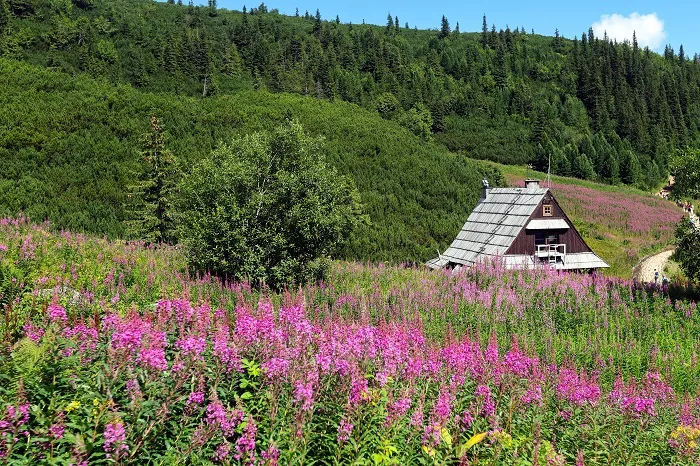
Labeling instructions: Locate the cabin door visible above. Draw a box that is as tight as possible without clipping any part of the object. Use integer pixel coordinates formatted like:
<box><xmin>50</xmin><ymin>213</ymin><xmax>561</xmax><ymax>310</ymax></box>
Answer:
<box><xmin>534</xmin><ymin>231</ymin><xmax>559</xmax><ymax>246</ymax></box>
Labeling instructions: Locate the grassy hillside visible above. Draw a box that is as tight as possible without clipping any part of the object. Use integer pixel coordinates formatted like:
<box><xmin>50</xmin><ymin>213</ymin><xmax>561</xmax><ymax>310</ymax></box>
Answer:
<box><xmin>482</xmin><ymin>162</ymin><xmax>685</xmax><ymax>277</ymax></box>
<box><xmin>0</xmin><ymin>58</ymin><xmax>494</xmax><ymax>262</ymax></box>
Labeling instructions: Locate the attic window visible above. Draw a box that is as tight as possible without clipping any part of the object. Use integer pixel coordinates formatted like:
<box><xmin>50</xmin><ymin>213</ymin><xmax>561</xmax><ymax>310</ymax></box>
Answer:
<box><xmin>543</xmin><ymin>205</ymin><xmax>553</xmax><ymax>217</ymax></box>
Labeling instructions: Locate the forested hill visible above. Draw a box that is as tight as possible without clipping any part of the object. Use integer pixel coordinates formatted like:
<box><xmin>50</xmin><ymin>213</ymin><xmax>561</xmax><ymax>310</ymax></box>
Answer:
<box><xmin>0</xmin><ymin>58</ymin><xmax>498</xmax><ymax>262</ymax></box>
<box><xmin>3</xmin><ymin>0</ymin><xmax>700</xmax><ymax>188</ymax></box>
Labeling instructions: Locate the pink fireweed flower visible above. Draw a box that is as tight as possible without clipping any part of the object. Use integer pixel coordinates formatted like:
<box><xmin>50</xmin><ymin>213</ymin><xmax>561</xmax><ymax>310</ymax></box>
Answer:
<box><xmin>337</xmin><ymin>419</ymin><xmax>353</xmax><ymax>444</ymax></box>
<box><xmin>386</xmin><ymin>397</ymin><xmax>412</xmax><ymax>425</ymax></box>
<box><xmin>176</xmin><ymin>336</ymin><xmax>207</xmax><ymax>359</ymax></box>
<box><xmin>23</xmin><ymin>321</ymin><xmax>44</xmax><ymax>343</ymax></box>
<box><xmin>48</xmin><ymin>302</ymin><xmax>67</xmax><ymax>323</ymax></box>
<box><xmin>137</xmin><ymin>346</ymin><xmax>168</xmax><ymax>371</ymax></box>
<box><xmin>293</xmin><ymin>380</ymin><xmax>315</xmax><ymax>412</ymax></box>
<box><xmin>107</xmin><ymin>314</ymin><xmax>150</xmax><ymax>351</ymax></box>
<box><xmin>457</xmin><ymin>411</ymin><xmax>474</xmax><ymax>431</ymax></box>
<box><xmin>621</xmin><ymin>396</ymin><xmax>655</xmax><ymax>417</ymax></box>
<box><xmin>556</xmin><ymin>369</ymin><xmax>601</xmax><ymax>406</ymax></box>
<box><xmin>49</xmin><ymin>422</ymin><xmax>65</xmax><ymax>439</ymax></box>
<box><xmin>278</xmin><ymin>304</ymin><xmax>305</xmax><ymax>324</ymax></box>
<box><xmin>348</xmin><ymin>377</ymin><xmax>369</xmax><ymax>404</ymax></box>
<box><xmin>432</xmin><ymin>389</ymin><xmax>454</xmax><ymax>424</ymax></box>
<box><xmin>679</xmin><ymin>399</ymin><xmax>697</xmax><ymax>426</ymax></box>
<box><xmin>503</xmin><ymin>341</ymin><xmax>537</xmax><ymax>378</ymax></box>
<box><xmin>409</xmin><ymin>405</ymin><xmax>424</xmax><ymax>428</ymax></box>
<box><xmin>234</xmin><ymin>417</ymin><xmax>257</xmax><ymax>462</ymax></box>
<box><xmin>520</xmin><ymin>384</ymin><xmax>543</xmax><ymax>406</ymax></box>
<box><xmin>2</xmin><ymin>403</ymin><xmax>30</xmax><ymax>430</ymax></box>
<box><xmin>261</xmin><ymin>358</ymin><xmax>290</xmax><ymax>381</ymax></box>
<box><xmin>610</xmin><ymin>374</ymin><xmax>663</xmax><ymax>417</ymax></box>
<box><xmin>260</xmin><ymin>444</ymin><xmax>280</xmax><ymax>465</ymax></box>
<box><xmin>187</xmin><ymin>391</ymin><xmax>205</xmax><ymax>406</ymax></box>
<box><xmin>125</xmin><ymin>379</ymin><xmax>142</xmax><ymax>403</ymax></box>
<box><xmin>103</xmin><ymin>421</ymin><xmax>128</xmax><ymax>458</ymax></box>
<box><xmin>206</xmin><ymin>402</ymin><xmax>244</xmax><ymax>437</ymax></box>
<box><xmin>213</xmin><ymin>442</ymin><xmax>230</xmax><ymax>462</ymax></box>
<box><xmin>234</xmin><ymin>307</ymin><xmax>260</xmax><ymax>344</ymax></box>
<box><xmin>206</xmin><ymin>402</ymin><xmax>227</xmax><ymax>424</ymax></box>
<box><xmin>485</xmin><ymin>333</ymin><xmax>499</xmax><ymax>362</ymax></box>
<box><xmin>475</xmin><ymin>385</ymin><xmax>496</xmax><ymax>417</ymax></box>
<box><xmin>423</xmin><ymin>422</ymin><xmax>442</xmax><ymax>447</ymax></box>
<box><xmin>212</xmin><ymin>327</ymin><xmax>241</xmax><ymax>373</ymax></box>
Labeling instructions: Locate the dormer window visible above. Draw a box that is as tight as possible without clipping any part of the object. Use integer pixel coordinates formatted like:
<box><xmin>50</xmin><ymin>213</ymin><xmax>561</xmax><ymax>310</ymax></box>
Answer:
<box><xmin>543</xmin><ymin>205</ymin><xmax>552</xmax><ymax>216</ymax></box>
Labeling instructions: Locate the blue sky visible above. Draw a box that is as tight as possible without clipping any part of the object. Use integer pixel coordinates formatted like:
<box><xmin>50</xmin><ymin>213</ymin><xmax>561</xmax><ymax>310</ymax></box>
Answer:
<box><xmin>207</xmin><ymin>0</ymin><xmax>699</xmax><ymax>56</ymax></box>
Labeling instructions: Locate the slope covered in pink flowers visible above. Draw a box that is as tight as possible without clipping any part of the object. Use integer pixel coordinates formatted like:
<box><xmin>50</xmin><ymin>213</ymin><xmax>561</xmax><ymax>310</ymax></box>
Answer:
<box><xmin>0</xmin><ymin>218</ymin><xmax>698</xmax><ymax>464</ymax></box>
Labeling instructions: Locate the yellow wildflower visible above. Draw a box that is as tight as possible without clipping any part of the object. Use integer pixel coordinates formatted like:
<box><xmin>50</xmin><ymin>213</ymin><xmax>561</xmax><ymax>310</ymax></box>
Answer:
<box><xmin>65</xmin><ymin>400</ymin><xmax>81</xmax><ymax>413</ymax></box>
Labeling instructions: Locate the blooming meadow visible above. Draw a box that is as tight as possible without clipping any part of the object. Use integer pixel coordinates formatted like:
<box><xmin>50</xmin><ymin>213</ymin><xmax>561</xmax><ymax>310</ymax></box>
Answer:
<box><xmin>1</xmin><ymin>218</ymin><xmax>699</xmax><ymax>464</ymax></box>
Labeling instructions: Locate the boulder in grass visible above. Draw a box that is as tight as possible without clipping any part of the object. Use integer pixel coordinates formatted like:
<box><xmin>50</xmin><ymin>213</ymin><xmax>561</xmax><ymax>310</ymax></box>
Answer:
<box><xmin>35</xmin><ymin>286</ymin><xmax>81</xmax><ymax>306</ymax></box>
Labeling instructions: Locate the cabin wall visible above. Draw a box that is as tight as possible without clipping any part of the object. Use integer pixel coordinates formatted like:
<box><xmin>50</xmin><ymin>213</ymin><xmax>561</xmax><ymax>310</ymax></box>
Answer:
<box><xmin>505</xmin><ymin>196</ymin><xmax>591</xmax><ymax>255</ymax></box>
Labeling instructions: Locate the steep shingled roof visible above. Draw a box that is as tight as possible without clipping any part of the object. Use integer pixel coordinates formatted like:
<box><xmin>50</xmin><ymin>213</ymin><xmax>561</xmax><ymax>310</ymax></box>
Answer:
<box><xmin>427</xmin><ymin>187</ymin><xmax>547</xmax><ymax>268</ymax></box>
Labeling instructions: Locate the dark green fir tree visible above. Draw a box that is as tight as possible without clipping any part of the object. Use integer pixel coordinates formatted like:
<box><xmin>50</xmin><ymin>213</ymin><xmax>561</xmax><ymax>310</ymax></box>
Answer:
<box><xmin>125</xmin><ymin>116</ymin><xmax>178</xmax><ymax>244</ymax></box>
<box><xmin>439</xmin><ymin>15</ymin><xmax>450</xmax><ymax>39</ymax></box>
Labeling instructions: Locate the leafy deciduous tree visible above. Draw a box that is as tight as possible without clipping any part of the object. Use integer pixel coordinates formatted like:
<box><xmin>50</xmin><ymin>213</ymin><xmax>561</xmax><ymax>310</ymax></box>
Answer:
<box><xmin>671</xmin><ymin>149</ymin><xmax>700</xmax><ymax>199</ymax></box>
<box><xmin>174</xmin><ymin>120</ymin><xmax>362</xmax><ymax>288</ymax></box>
<box><xmin>674</xmin><ymin>219</ymin><xmax>700</xmax><ymax>283</ymax></box>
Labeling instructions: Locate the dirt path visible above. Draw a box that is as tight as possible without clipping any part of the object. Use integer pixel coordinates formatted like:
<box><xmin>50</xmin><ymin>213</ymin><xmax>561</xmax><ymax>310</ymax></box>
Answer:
<box><xmin>633</xmin><ymin>249</ymin><xmax>675</xmax><ymax>283</ymax></box>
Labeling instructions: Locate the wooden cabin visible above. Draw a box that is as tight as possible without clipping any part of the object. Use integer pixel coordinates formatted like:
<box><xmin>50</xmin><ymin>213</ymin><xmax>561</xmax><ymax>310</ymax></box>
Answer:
<box><xmin>426</xmin><ymin>179</ymin><xmax>609</xmax><ymax>272</ymax></box>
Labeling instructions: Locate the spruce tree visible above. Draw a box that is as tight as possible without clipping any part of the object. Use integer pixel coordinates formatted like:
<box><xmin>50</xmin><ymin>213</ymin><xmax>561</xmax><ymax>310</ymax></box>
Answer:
<box><xmin>481</xmin><ymin>14</ymin><xmax>488</xmax><ymax>47</ymax></box>
<box><xmin>313</xmin><ymin>9</ymin><xmax>321</xmax><ymax>35</ymax></box>
<box><xmin>0</xmin><ymin>0</ymin><xmax>8</xmax><ymax>35</ymax></box>
<box><xmin>494</xmin><ymin>45</ymin><xmax>508</xmax><ymax>88</ymax></box>
<box><xmin>454</xmin><ymin>21</ymin><xmax>459</xmax><ymax>34</ymax></box>
<box><xmin>125</xmin><ymin>116</ymin><xmax>178</xmax><ymax>244</ymax></box>
<box><xmin>439</xmin><ymin>15</ymin><xmax>450</xmax><ymax>39</ymax></box>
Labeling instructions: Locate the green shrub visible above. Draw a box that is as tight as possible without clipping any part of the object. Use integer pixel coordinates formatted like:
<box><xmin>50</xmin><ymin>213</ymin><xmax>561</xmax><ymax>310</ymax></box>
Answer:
<box><xmin>175</xmin><ymin>120</ymin><xmax>362</xmax><ymax>288</ymax></box>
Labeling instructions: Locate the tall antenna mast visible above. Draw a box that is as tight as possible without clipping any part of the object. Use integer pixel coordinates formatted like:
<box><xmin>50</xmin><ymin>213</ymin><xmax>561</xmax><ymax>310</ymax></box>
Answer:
<box><xmin>547</xmin><ymin>153</ymin><xmax>551</xmax><ymax>188</ymax></box>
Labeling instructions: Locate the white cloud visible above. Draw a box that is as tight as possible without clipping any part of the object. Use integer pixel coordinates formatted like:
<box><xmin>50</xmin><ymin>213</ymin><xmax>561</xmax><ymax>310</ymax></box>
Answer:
<box><xmin>591</xmin><ymin>13</ymin><xmax>666</xmax><ymax>50</ymax></box>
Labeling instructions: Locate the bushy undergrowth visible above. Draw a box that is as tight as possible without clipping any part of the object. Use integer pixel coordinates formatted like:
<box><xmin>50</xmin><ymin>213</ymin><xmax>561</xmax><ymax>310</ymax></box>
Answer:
<box><xmin>0</xmin><ymin>59</ymin><xmax>489</xmax><ymax>263</ymax></box>
<box><xmin>1</xmin><ymin>219</ymin><xmax>699</xmax><ymax>464</ymax></box>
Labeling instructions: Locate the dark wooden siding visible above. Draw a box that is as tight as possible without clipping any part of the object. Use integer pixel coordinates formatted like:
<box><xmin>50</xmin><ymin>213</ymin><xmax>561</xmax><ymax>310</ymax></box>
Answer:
<box><xmin>505</xmin><ymin>192</ymin><xmax>591</xmax><ymax>255</ymax></box>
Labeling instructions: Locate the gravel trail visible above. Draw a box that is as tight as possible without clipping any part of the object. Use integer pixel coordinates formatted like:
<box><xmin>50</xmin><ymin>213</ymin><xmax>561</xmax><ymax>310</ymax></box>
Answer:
<box><xmin>634</xmin><ymin>249</ymin><xmax>675</xmax><ymax>283</ymax></box>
